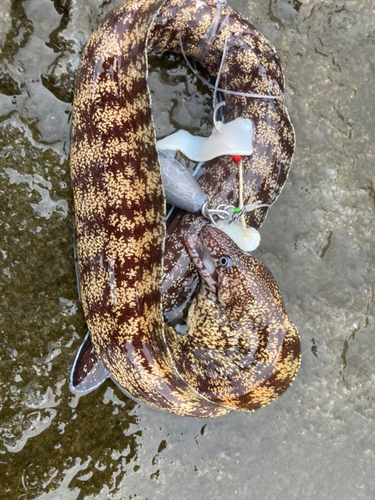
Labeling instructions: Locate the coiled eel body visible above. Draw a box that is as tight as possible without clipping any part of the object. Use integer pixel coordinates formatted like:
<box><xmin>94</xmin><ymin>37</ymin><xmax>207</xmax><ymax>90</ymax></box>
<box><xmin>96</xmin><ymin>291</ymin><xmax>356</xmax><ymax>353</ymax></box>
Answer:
<box><xmin>150</xmin><ymin>0</ymin><xmax>296</xmax><ymax>316</ymax></box>
<box><xmin>70</xmin><ymin>0</ymin><xmax>300</xmax><ymax>417</ymax></box>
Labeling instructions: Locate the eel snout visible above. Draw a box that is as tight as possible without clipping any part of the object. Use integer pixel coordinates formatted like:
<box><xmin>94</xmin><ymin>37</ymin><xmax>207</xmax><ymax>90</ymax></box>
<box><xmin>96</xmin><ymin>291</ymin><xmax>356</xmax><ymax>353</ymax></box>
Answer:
<box><xmin>185</xmin><ymin>228</ymin><xmax>218</xmax><ymax>293</ymax></box>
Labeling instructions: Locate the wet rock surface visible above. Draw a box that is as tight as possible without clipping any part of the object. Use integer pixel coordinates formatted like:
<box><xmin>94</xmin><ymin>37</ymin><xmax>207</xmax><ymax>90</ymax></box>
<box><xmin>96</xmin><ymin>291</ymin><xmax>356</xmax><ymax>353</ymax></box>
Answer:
<box><xmin>0</xmin><ymin>0</ymin><xmax>374</xmax><ymax>498</ymax></box>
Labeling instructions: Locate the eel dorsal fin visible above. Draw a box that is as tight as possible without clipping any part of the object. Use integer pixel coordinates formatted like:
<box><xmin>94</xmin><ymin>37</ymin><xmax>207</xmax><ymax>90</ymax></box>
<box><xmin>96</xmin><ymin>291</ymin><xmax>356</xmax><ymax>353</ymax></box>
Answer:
<box><xmin>70</xmin><ymin>332</ymin><xmax>108</xmax><ymax>395</ymax></box>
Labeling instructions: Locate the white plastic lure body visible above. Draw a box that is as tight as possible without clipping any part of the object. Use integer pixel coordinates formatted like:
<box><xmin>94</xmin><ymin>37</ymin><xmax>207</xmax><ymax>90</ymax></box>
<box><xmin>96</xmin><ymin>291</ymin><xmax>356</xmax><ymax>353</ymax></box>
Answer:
<box><xmin>157</xmin><ymin>117</ymin><xmax>253</xmax><ymax>161</ymax></box>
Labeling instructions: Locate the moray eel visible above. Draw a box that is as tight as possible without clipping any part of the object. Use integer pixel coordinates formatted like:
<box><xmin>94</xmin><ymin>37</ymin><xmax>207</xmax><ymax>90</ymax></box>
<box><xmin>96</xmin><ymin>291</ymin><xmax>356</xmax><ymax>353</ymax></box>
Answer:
<box><xmin>148</xmin><ymin>0</ymin><xmax>296</xmax><ymax>316</ymax></box>
<box><xmin>166</xmin><ymin>225</ymin><xmax>300</xmax><ymax>410</ymax></box>
<box><xmin>70</xmin><ymin>0</ymin><xmax>299</xmax><ymax>417</ymax></box>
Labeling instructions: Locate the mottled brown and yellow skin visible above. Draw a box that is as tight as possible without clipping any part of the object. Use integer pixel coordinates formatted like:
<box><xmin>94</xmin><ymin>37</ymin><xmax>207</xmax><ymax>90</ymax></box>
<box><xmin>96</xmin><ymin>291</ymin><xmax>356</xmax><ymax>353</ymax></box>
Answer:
<box><xmin>70</xmin><ymin>0</ymin><xmax>298</xmax><ymax>417</ymax></box>
<box><xmin>148</xmin><ymin>0</ymin><xmax>295</xmax><ymax>315</ymax></box>
<box><xmin>166</xmin><ymin>226</ymin><xmax>300</xmax><ymax>411</ymax></box>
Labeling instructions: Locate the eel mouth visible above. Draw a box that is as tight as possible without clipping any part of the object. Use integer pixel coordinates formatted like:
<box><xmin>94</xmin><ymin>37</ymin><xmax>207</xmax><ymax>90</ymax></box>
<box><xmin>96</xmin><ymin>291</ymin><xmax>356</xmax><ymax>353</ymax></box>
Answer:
<box><xmin>185</xmin><ymin>230</ymin><xmax>218</xmax><ymax>294</ymax></box>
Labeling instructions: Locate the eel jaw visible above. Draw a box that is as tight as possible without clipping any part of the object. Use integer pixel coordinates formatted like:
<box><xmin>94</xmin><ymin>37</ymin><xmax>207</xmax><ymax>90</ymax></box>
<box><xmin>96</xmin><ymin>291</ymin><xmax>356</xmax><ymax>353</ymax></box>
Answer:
<box><xmin>185</xmin><ymin>232</ymin><xmax>218</xmax><ymax>294</ymax></box>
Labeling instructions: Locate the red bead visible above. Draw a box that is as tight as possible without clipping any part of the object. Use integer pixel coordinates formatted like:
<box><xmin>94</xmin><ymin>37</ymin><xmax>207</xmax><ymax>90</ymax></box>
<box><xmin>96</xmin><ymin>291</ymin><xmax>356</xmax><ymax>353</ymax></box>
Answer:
<box><xmin>230</xmin><ymin>155</ymin><xmax>242</xmax><ymax>164</ymax></box>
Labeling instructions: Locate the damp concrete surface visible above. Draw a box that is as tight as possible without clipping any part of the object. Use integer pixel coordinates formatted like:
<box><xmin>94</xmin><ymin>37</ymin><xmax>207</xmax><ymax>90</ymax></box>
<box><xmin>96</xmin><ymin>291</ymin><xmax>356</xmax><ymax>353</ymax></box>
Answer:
<box><xmin>0</xmin><ymin>0</ymin><xmax>375</xmax><ymax>498</ymax></box>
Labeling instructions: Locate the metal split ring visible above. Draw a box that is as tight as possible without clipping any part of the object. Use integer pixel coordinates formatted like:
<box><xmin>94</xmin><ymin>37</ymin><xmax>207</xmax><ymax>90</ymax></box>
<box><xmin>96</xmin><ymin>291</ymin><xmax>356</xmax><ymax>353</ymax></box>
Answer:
<box><xmin>201</xmin><ymin>201</ymin><xmax>271</xmax><ymax>226</ymax></box>
<box><xmin>201</xmin><ymin>202</ymin><xmax>237</xmax><ymax>226</ymax></box>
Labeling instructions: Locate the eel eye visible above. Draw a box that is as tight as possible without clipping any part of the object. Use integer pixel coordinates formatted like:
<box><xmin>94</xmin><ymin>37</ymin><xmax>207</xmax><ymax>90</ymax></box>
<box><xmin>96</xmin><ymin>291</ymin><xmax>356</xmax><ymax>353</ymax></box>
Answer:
<box><xmin>218</xmin><ymin>256</ymin><xmax>232</xmax><ymax>269</ymax></box>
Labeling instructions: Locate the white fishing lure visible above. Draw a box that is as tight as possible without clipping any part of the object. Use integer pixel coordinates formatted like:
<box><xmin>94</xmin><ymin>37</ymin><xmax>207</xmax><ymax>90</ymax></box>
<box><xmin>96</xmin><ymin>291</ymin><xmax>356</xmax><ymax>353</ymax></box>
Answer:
<box><xmin>156</xmin><ymin>117</ymin><xmax>253</xmax><ymax>161</ymax></box>
<box><xmin>157</xmin><ymin>116</ymin><xmax>263</xmax><ymax>253</ymax></box>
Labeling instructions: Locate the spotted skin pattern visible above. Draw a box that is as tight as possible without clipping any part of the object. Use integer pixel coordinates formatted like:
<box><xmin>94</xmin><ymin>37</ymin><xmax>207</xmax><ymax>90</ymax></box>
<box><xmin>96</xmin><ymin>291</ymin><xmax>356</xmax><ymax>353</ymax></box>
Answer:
<box><xmin>166</xmin><ymin>226</ymin><xmax>300</xmax><ymax>410</ymax></box>
<box><xmin>147</xmin><ymin>0</ymin><xmax>296</xmax><ymax>315</ymax></box>
<box><xmin>71</xmin><ymin>0</ymin><xmax>299</xmax><ymax>417</ymax></box>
